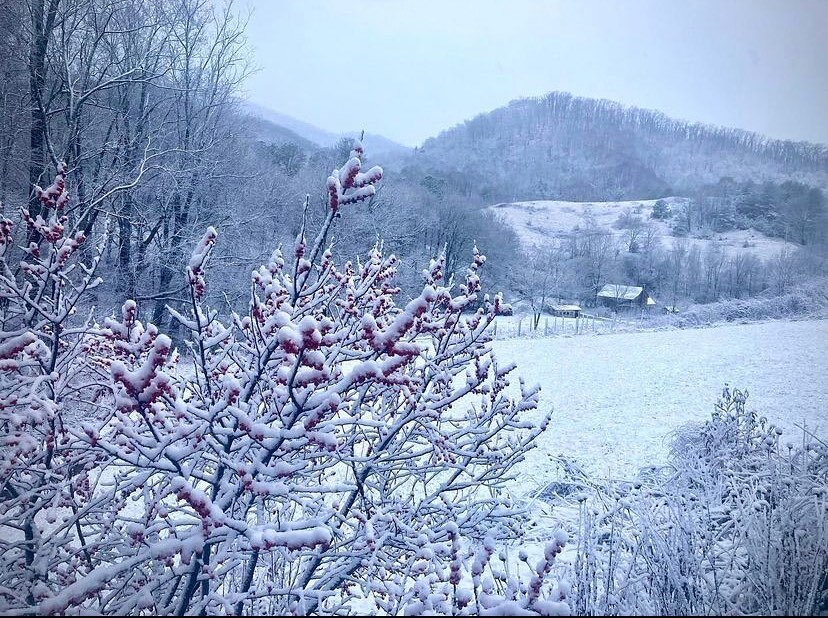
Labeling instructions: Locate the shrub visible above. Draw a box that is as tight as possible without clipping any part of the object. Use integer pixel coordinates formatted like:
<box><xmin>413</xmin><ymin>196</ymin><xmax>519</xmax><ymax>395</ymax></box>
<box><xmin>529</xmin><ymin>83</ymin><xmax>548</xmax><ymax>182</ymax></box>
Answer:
<box><xmin>1</xmin><ymin>148</ymin><xmax>569</xmax><ymax>615</ymax></box>
<box><xmin>0</xmin><ymin>166</ymin><xmax>104</xmax><ymax>608</ymax></box>
<box><xmin>567</xmin><ymin>387</ymin><xmax>827</xmax><ymax>615</ymax></box>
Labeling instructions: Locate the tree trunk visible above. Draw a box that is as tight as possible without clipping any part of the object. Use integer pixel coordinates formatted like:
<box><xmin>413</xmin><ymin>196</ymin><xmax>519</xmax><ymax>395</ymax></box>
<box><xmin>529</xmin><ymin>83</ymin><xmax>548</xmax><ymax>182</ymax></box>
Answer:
<box><xmin>27</xmin><ymin>0</ymin><xmax>59</xmax><ymax>224</ymax></box>
<box><xmin>117</xmin><ymin>207</ymin><xmax>135</xmax><ymax>300</ymax></box>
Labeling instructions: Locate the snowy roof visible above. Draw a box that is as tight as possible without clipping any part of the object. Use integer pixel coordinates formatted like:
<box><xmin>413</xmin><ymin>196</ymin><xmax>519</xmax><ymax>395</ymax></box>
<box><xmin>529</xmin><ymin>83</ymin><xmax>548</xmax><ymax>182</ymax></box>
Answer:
<box><xmin>597</xmin><ymin>284</ymin><xmax>645</xmax><ymax>300</ymax></box>
<box><xmin>552</xmin><ymin>304</ymin><xmax>581</xmax><ymax>311</ymax></box>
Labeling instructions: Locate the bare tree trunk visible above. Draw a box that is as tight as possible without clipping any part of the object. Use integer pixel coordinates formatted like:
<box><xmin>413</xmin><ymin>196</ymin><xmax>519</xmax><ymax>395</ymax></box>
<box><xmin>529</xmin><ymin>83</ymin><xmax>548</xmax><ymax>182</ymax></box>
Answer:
<box><xmin>27</xmin><ymin>0</ymin><xmax>59</xmax><ymax>223</ymax></box>
<box><xmin>117</xmin><ymin>204</ymin><xmax>135</xmax><ymax>299</ymax></box>
<box><xmin>152</xmin><ymin>185</ymin><xmax>194</xmax><ymax>337</ymax></box>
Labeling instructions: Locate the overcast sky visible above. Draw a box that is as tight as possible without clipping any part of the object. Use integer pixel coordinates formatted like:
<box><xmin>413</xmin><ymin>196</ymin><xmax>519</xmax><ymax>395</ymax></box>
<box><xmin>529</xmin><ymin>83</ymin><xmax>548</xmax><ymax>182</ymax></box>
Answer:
<box><xmin>240</xmin><ymin>0</ymin><xmax>828</xmax><ymax>147</ymax></box>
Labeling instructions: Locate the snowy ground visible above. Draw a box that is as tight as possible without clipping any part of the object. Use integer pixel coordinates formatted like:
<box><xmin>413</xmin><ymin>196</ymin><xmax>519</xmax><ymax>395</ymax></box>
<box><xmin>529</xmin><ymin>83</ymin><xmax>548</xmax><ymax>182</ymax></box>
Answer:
<box><xmin>493</xmin><ymin>318</ymin><xmax>828</xmax><ymax>489</ymax></box>
<box><xmin>488</xmin><ymin>197</ymin><xmax>795</xmax><ymax>259</ymax></box>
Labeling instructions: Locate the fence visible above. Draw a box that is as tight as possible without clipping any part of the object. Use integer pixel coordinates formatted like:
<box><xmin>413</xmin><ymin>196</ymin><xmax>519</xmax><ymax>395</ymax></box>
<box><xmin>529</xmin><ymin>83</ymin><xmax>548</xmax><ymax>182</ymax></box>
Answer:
<box><xmin>490</xmin><ymin>313</ymin><xmax>627</xmax><ymax>339</ymax></box>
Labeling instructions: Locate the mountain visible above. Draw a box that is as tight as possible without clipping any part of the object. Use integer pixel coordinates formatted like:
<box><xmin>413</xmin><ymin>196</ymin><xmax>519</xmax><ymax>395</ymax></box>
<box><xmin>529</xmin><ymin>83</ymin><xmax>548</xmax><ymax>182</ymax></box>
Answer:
<box><xmin>410</xmin><ymin>92</ymin><xmax>828</xmax><ymax>203</ymax></box>
<box><xmin>239</xmin><ymin>113</ymin><xmax>318</xmax><ymax>152</ymax></box>
<box><xmin>241</xmin><ymin>101</ymin><xmax>411</xmax><ymax>158</ymax></box>
<box><xmin>243</xmin><ymin>102</ymin><xmax>338</xmax><ymax>146</ymax></box>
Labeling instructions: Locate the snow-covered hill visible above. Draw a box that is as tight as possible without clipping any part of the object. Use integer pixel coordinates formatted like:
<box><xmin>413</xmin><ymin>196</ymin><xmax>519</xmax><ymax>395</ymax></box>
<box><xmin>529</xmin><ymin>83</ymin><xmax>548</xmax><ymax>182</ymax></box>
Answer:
<box><xmin>488</xmin><ymin>197</ymin><xmax>795</xmax><ymax>259</ymax></box>
<box><xmin>416</xmin><ymin>92</ymin><xmax>828</xmax><ymax>202</ymax></box>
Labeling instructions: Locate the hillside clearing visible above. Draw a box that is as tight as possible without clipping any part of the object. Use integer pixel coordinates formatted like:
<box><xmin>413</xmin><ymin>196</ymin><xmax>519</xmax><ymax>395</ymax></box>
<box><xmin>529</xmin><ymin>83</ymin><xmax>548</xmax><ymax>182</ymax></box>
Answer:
<box><xmin>488</xmin><ymin>197</ymin><xmax>796</xmax><ymax>259</ymax></box>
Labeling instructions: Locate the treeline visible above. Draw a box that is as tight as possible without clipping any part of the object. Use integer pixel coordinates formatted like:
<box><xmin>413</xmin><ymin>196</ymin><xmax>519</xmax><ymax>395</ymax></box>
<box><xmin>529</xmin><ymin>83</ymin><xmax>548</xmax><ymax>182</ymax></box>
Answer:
<box><xmin>248</xmin><ymin>136</ymin><xmax>521</xmax><ymax>299</ymax></box>
<box><xmin>671</xmin><ymin>177</ymin><xmax>827</xmax><ymax>245</ymax></box>
<box><xmin>413</xmin><ymin>91</ymin><xmax>828</xmax><ymax>202</ymax></box>
<box><xmin>0</xmin><ymin>0</ymin><xmax>254</xmax><ymax>336</ymax></box>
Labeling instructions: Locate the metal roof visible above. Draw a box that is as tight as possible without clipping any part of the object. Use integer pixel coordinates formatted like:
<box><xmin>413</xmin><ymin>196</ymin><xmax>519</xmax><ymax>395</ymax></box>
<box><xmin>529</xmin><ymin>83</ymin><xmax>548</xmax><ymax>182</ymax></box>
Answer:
<box><xmin>596</xmin><ymin>284</ymin><xmax>645</xmax><ymax>300</ymax></box>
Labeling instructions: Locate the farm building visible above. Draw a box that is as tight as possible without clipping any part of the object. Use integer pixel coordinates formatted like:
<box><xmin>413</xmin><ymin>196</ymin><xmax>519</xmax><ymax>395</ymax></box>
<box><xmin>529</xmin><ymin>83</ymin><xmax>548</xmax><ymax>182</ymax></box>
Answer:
<box><xmin>551</xmin><ymin>304</ymin><xmax>582</xmax><ymax>318</ymax></box>
<box><xmin>597</xmin><ymin>284</ymin><xmax>656</xmax><ymax>311</ymax></box>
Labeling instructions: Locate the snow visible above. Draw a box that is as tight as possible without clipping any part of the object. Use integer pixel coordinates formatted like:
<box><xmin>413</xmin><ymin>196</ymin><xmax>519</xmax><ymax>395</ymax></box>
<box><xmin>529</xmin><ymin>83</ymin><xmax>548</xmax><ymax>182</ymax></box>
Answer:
<box><xmin>488</xmin><ymin>197</ymin><xmax>796</xmax><ymax>259</ymax></box>
<box><xmin>493</xmin><ymin>318</ymin><xmax>828</xmax><ymax>482</ymax></box>
<box><xmin>596</xmin><ymin>283</ymin><xmax>644</xmax><ymax>300</ymax></box>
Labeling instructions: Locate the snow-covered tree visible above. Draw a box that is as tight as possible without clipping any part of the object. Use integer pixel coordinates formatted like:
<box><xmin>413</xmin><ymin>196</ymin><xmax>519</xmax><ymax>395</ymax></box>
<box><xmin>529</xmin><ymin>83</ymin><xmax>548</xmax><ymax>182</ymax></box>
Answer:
<box><xmin>0</xmin><ymin>164</ymin><xmax>105</xmax><ymax>607</ymax></box>
<box><xmin>1</xmin><ymin>144</ymin><xmax>568</xmax><ymax>615</ymax></box>
<box><xmin>512</xmin><ymin>242</ymin><xmax>566</xmax><ymax>330</ymax></box>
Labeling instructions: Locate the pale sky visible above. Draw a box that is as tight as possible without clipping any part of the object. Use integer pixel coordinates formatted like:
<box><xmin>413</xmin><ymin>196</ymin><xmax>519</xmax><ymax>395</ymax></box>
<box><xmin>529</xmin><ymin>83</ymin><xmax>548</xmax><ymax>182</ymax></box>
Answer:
<box><xmin>240</xmin><ymin>0</ymin><xmax>828</xmax><ymax>147</ymax></box>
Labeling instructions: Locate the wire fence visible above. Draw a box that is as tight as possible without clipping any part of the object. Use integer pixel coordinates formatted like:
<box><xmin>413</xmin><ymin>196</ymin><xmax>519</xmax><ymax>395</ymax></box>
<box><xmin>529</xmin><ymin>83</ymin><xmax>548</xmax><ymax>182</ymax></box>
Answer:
<box><xmin>490</xmin><ymin>313</ymin><xmax>638</xmax><ymax>339</ymax></box>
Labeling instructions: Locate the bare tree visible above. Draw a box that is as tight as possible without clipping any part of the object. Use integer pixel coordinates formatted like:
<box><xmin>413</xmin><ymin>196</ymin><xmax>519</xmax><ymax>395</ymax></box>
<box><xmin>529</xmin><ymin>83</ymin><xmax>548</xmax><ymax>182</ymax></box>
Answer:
<box><xmin>148</xmin><ymin>0</ymin><xmax>248</xmax><ymax>330</ymax></box>
<box><xmin>513</xmin><ymin>242</ymin><xmax>565</xmax><ymax>329</ymax></box>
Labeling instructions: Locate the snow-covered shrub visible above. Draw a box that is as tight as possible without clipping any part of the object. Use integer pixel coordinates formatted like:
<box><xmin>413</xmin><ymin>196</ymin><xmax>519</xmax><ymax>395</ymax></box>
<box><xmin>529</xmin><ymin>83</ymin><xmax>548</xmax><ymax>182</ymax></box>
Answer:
<box><xmin>669</xmin><ymin>287</ymin><xmax>828</xmax><ymax>327</ymax></box>
<box><xmin>1</xmin><ymin>144</ymin><xmax>568</xmax><ymax>615</ymax></box>
<box><xmin>0</xmin><ymin>166</ymin><xmax>105</xmax><ymax>607</ymax></box>
<box><xmin>568</xmin><ymin>387</ymin><xmax>827</xmax><ymax>616</ymax></box>
<box><xmin>603</xmin><ymin>280</ymin><xmax>828</xmax><ymax>334</ymax></box>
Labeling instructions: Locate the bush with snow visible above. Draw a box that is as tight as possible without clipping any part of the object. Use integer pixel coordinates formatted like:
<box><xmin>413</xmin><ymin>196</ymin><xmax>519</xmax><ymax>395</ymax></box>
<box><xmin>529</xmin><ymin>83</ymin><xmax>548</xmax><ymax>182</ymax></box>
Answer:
<box><xmin>567</xmin><ymin>387</ymin><xmax>827</xmax><ymax>616</ymax></box>
<box><xmin>669</xmin><ymin>280</ymin><xmax>828</xmax><ymax>327</ymax></box>
<box><xmin>0</xmin><ymin>166</ymin><xmax>105</xmax><ymax>608</ymax></box>
<box><xmin>0</xmin><ymin>147</ymin><xmax>570</xmax><ymax>615</ymax></box>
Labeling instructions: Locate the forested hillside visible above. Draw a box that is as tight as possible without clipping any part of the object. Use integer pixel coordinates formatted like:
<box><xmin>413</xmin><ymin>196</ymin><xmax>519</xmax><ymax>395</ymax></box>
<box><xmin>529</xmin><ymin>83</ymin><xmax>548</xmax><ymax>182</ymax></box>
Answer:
<box><xmin>411</xmin><ymin>92</ymin><xmax>828</xmax><ymax>202</ymax></box>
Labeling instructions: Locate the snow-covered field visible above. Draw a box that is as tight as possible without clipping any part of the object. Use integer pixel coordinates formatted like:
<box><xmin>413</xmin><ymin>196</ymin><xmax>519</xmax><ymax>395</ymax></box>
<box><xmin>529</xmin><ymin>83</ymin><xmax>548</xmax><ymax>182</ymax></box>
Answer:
<box><xmin>488</xmin><ymin>197</ymin><xmax>795</xmax><ymax>259</ymax></box>
<box><xmin>494</xmin><ymin>318</ymin><xmax>828</xmax><ymax>486</ymax></box>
